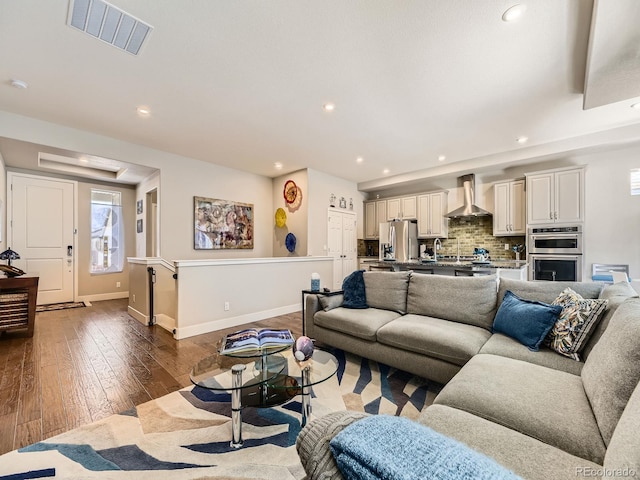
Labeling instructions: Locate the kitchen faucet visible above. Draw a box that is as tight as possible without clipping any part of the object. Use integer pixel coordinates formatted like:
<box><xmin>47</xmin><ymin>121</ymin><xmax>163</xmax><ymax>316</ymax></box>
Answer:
<box><xmin>433</xmin><ymin>238</ymin><xmax>441</xmax><ymax>261</ymax></box>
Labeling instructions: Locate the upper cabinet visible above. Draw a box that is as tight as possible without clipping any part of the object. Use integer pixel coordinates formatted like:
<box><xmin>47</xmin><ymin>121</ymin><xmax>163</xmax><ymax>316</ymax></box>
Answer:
<box><xmin>417</xmin><ymin>191</ymin><xmax>448</xmax><ymax>238</ymax></box>
<box><xmin>364</xmin><ymin>199</ymin><xmax>388</xmax><ymax>239</ymax></box>
<box><xmin>493</xmin><ymin>179</ymin><xmax>526</xmax><ymax>236</ymax></box>
<box><xmin>386</xmin><ymin>195</ymin><xmax>417</xmax><ymax>220</ymax></box>
<box><xmin>526</xmin><ymin>167</ymin><xmax>584</xmax><ymax>225</ymax></box>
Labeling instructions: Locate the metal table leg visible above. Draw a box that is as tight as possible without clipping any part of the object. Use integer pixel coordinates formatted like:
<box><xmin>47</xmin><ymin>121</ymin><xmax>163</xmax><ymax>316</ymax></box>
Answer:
<box><xmin>301</xmin><ymin>366</ymin><xmax>311</xmax><ymax>427</ymax></box>
<box><xmin>230</xmin><ymin>364</ymin><xmax>246</xmax><ymax>448</ymax></box>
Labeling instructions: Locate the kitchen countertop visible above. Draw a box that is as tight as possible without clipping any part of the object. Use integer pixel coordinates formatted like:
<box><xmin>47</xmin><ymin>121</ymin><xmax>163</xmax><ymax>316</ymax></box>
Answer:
<box><xmin>368</xmin><ymin>259</ymin><xmax>528</xmax><ymax>270</ymax></box>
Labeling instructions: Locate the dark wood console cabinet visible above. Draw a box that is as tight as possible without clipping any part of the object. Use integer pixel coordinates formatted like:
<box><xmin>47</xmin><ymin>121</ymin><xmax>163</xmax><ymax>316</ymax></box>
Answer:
<box><xmin>0</xmin><ymin>276</ymin><xmax>39</xmax><ymax>337</ymax></box>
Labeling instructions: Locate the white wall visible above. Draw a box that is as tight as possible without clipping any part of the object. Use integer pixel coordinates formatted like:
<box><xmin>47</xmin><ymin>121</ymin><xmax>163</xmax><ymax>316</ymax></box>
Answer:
<box><xmin>136</xmin><ymin>172</ymin><xmax>160</xmax><ymax>257</ymax></box>
<box><xmin>174</xmin><ymin>257</ymin><xmax>333</xmax><ymax>338</ymax></box>
<box><xmin>0</xmin><ymin>111</ymin><xmax>274</xmax><ymax>261</ymax></box>
<box><xmin>0</xmin><ymin>151</ymin><xmax>5</xmax><ymax>252</ymax></box>
<box><xmin>272</xmin><ymin>170</ymin><xmax>308</xmax><ymax>256</ymax></box>
<box><xmin>307</xmin><ymin>168</ymin><xmax>366</xmax><ymax>256</ymax></box>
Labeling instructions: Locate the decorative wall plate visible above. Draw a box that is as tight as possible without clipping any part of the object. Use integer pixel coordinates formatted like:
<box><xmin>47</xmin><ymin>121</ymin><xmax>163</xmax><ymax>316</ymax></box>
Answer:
<box><xmin>283</xmin><ymin>180</ymin><xmax>298</xmax><ymax>204</ymax></box>
<box><xmin>275</xmin><ymin>208</ymin><xmax>287</xmax><ymax>228</ymax></box>
<box><xmin>285</xmin><ymin>232</ymin><xmax>297</xmax><ymax>252</ymax></box>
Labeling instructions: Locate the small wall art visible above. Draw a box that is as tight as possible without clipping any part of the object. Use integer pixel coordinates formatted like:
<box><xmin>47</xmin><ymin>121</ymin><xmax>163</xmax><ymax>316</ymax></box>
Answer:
<box><xmin>194</xmin><ymin>196</ymin><xmax>254</xmax><ymax>250</ymax></box>
<box><xmin>136</xmin><ymin>199</ymin><xmax>143</xmax><ymax>215</ymax></box>
<box><xmin>137</xmin><ymin>219</ymin><xmax>143</xmax><ymax>233</ymax></box>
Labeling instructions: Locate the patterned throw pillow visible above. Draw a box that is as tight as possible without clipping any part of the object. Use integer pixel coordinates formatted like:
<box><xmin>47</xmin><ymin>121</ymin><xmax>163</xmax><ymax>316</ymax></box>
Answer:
<box><xmin>548</xmin><ymin>288</ymin><xmax>609</xmax><ymax>361</ymax></box>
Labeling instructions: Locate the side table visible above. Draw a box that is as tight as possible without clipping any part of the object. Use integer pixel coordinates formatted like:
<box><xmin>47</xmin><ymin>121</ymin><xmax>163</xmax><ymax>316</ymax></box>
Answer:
<box><xmin>0</xmin><ymin>276</ymin><xmax>39</xmax><ymax>337</ymax></box>
<box><xmin>301</xmin><ymin>289</ymin><xmax>343</xmax><ymax>336</ymax></box>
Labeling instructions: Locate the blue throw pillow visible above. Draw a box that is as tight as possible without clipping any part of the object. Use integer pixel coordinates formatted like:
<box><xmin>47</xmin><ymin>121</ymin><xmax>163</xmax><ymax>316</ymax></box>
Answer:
<box><xmin>342</xmin><ymin>270</ymin><xmax>367</xmax><ymax>309</ymax></box>
<box><xmin>493</xmin><ymin>290</ymin><xmax>562</xmax><ymax>351</ymax></box>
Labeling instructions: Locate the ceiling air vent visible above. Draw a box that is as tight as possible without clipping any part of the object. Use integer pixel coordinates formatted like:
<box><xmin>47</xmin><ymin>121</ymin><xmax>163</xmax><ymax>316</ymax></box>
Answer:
<box><xmin>68</xmin><ymin>0</ymin><xmax>152</xmax><ymax>55</ymax></box>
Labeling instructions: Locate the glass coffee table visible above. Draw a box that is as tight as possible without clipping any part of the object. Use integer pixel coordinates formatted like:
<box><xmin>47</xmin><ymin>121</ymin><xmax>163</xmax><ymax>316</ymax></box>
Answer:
<box><xmin>190</xmin><ymin>346</ymin><xmax>338</xmax><ymax>448</ymax></box>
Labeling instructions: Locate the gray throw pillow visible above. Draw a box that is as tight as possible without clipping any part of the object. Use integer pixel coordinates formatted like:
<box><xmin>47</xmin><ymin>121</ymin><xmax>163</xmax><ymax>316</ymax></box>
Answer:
<box><xmin>319</xmin><ymin>294</ymin><xmax>344</xmax><ymax>311</ymax></box>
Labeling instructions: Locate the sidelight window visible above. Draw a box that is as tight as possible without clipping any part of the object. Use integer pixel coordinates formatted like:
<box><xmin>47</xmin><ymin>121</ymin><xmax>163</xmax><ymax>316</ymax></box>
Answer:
<box><xmin>90</xmin><ymin>189</ymin><xmax>124</xmax><ymax>273</ymax></box>
<box><xmin>631</xmin><ymin>169</ymin><xmax>640</xmax><ymax>196</ymax></box>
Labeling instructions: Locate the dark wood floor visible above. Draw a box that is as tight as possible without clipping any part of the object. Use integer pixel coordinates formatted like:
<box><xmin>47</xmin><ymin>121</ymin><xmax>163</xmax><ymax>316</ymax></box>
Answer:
<box><xmin>0</xmin><ymin>298</ymin><xmax>302</xmax><ymax>455</ymax></box>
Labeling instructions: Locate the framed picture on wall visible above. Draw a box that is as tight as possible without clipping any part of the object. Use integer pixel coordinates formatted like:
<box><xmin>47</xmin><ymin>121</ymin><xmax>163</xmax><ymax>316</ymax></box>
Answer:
<box><xmin>137</xmin><ymin>219</ymin><xmax>143</xmax><ymax>233</ymax></box>
<box><xmin>136</xmin><ymin>200</ymin><xmax>143</xmax><ymax>215</ymax></box>
<box><xmin>194</xmin><ymin>196</ymin><xmax>254</xmax><ymax>250</ymax></box>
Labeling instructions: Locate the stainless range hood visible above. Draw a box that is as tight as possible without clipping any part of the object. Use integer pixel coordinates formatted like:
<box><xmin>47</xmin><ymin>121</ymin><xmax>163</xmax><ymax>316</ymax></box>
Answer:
<box><xmin>445</xmin><ymin>174</ymin><xmax>492</xmax><ymax>218</ymax></box>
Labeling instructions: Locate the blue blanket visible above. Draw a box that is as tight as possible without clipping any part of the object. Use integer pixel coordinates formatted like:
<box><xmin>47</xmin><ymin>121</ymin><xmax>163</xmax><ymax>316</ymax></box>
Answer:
<box><xmin>329</xmin><ymin>415</ymin><xmax>521</xmax><ymax>480</ymax></box>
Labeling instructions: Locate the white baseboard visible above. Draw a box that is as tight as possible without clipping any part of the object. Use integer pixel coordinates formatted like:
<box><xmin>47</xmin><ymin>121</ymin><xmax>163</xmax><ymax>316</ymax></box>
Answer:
<box><xmin>155</xmin><ymin>313</ymin><xmax>176</xmax><ymax>334</ymax></box>
<box><xmin>78</xmin><ymin>292</ymin><xmax>129</xmax><ymax>302</ymax></box>
<box><xmin>127</xmin><ymin>305</ymin><xmax>149</xmax><ymax>325</ymax></box>
<box><xmin>174</xmin><ymin>303</ymin><xmax>299</xmax><ymax>340</ymax></box>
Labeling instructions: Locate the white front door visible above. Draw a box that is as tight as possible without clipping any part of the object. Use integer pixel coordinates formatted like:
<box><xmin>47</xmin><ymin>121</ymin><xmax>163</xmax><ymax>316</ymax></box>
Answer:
<box><xmin>9</xmin><ymin>173</ymin><xmax>76</xmax><ymax>304</ymax></box>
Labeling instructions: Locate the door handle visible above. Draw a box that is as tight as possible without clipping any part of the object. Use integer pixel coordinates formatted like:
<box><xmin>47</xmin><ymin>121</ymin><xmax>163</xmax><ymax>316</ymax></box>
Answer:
<box><xmin>67</xmin><ymin>245</ymin><xmax>73</xmax><ymax>256</ymax></box>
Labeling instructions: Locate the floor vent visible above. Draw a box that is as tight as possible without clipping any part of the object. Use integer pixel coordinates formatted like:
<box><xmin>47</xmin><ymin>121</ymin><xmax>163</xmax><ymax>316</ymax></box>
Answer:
<box><xmin>67</xmin><ymin>0</ymin><xmax>152</xmax><ymax>55</ymax></box>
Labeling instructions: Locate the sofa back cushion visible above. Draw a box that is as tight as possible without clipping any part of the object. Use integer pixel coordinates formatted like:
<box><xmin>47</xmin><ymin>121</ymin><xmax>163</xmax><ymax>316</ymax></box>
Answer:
<box><xmin>407</xmin><ymin>274</ymin><xmax>498</xmax><ymax>330</ymax></box>
<box><xmin>497</xmin><ymin>278</ymin><xmax>602</xmax><ymax>306</ymax></box>
<box><xmin>582</xmin><ymin>282</ymin><xmax>639</xmax><ymax>361</ymax></box>
<box><xmin>603</xmin><ymin>379</ymin><xmax>640</xmax><ymax>472</ymax></box>
<box><xmin>581</xmin><ymin>298</ymin><xmax>640</xmax><ymax>445</ymax></box>
<box><xmin>363</xmin><ymin>271</ymin><xmax>411</xmax><ymax>314</ymax></box>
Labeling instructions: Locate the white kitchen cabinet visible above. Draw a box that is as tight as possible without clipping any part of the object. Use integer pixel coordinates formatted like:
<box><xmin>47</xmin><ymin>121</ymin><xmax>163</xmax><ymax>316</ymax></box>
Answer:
<box><xmin>386</xmin><ymin>196</ymin><xmax>417</xmax><ymax>220</ymax></box>
<box><xmin>364</xmin><ymin>200</ymin><xmax>388</xmax><ymax>239</ymax></box>
<box><xmin>328</xmin><ymin>209</ymin><xmax>357</xmax><ymax>289</ymax></box>
<box><xmin>417</xmin><ymin>191</ymin><xmax>448</xmax><ymax>238</ymax></box>
<box><xmin>493</xmin><ymin>179</ymin><xmax>525</xmax><ymax>236</ymax></box>
<box><xmin>526</xmin><ymin>167</ymin><xmax>584</xmax><ymax>225</ymax></box>
<box><xmin>364</xmin><ymin>201</ymin><xmax>377</xmax><ymax>238</ymax></box>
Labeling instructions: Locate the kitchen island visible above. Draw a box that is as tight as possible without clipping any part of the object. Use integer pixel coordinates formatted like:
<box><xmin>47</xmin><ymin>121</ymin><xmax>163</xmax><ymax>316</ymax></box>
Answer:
<box><xmin>363</xmin><ymin>258</ymin><xmax>528</xmax><ymax>280</ymax></box>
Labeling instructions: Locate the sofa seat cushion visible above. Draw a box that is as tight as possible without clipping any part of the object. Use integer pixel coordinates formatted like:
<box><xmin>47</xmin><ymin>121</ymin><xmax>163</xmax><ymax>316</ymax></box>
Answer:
<box><xmin>407</xmin><ymin>274</ymin><xmax>498</xmax><ymax>330</ymax></box>
<box><xmin>363</xmin><ymin>271</ymin><xmax>411</xmax><ymax>313</ymax></box>
<box><xmin>479</xmin><ymin>333</ymin><xmax>583</xmax><ymax>375</ymax></box>
<box><xmin>434</xmin><ymin>354</ymin><xmax>606</xmax><ymax>464</ymax></box>
<box><xmin>376</xmin><ymin>314</ymin><xmax>491</xmax><ymax>366</ymax></box>
<box><xmin>420</xmin><ymin>405</ymin><xmax>603</xmax><ymax>480</ymax></box>
<box><xmin>313</xmin><ymin>307</ymin><xmax>401</xmax><ymax>341</ymax></box>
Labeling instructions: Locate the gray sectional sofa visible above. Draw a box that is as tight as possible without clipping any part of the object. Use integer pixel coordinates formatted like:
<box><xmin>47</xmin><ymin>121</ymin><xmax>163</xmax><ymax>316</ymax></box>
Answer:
<box><xmin>297</xmin><ymin>273</ymin><xmax>640</xmax><ymax>479</ymax></box>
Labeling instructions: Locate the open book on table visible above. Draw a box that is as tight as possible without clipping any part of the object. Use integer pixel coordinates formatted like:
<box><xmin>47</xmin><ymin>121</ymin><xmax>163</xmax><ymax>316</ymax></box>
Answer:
<box><xmin>220</xmin><ymin>328</ymin><xmax>294</xmax><ymax>354</ymax></box>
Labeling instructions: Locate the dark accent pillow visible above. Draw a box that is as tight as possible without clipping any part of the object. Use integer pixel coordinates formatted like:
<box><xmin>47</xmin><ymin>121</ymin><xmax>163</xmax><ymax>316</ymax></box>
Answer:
<box><xmin>493</xmin><ymin>290</ymin><xmax>562</xmax><ymax>351</ymax></box>
<box><xmin>342</xmin><ymin>270</ymin><xmax>367</xmax><ymax>309</ymax></box>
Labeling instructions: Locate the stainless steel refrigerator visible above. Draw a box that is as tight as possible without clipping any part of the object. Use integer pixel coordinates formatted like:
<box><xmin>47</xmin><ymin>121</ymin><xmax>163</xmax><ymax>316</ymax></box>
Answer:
<box><xmin>379</xmin><ymin>219</ymin><xmax>418</xmax><ymax>262</ymax></box>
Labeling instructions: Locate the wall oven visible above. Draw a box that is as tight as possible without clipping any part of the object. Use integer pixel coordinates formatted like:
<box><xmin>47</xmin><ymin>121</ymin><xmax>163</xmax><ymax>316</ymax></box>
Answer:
<box><xmin>528</xmin><ymin>226</ymin><xmax>583</xmax><ymax>281</ymax></box>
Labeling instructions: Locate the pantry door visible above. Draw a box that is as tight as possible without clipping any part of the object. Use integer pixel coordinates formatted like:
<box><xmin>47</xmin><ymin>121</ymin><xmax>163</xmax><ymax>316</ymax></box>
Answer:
<box><xmin>8</xmin><ymin>173</ymin><xmax>76</xmax><ymax>305</ymax></box>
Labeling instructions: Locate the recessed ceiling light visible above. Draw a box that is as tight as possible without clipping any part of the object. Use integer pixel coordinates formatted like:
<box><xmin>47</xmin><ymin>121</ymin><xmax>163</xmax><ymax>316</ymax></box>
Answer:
<box><xmin>516</xmin><ymin>136</ymin><xmax>528</xmax><ymax>144</ymax></box>
<box><xmin>10</xmin><ymin>79</ymin><xmax>28</xmax><ymax>89</ymax></box>
<box><xmin>136</xmin><ymin>106</ymin><xmax>151</xmax><ymax>117</ymax></box>
<box><xmin>383</xmin><ymin>168</ymin><xmax>390</xmax><ymax>174</ymax></box>
<box><xmin>356</xmin><ymin>157</ymin><xmax>364</xmax><ymax>163</ymax></box>
<box><xmin>438</xmin><ymin>155</ymin><xmax>446</xmax><ymax>162</ymax></box>
<box><xmin>323</xmin><ymin>103</ymin><xmax>335</xmax><ymax>112</ymax></box>
<box><xmin>274</xmin><ymin>162</ymin><xmax>283</xmax><ymax>170</ymax></box>
<box><xmin>502</xmin><ymin>4</ymin><xmax>526</xmax><ymax>22</ymax></box>
<box><xmin>632</xmin><ymin>102</ymin><xmax>640</xmax><ymax>110</ymax></box>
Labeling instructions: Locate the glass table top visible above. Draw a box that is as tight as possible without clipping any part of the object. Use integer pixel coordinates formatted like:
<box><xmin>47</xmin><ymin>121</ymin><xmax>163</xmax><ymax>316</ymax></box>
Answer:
<box><xmin>190</xmin><ymin>353</ymin><xmax>286</xmax><ymax>391</ymax></box>
<box><xmin>189</xmin><ymin>349</ymin><xmax>339</xmax><ymax>392</ymax></box>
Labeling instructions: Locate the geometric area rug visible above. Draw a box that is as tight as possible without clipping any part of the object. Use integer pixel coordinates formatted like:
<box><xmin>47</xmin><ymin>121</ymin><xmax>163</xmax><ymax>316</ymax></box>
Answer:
<box><xmin>0</xmin><ymin>349</ymin><xmax>443</xmax><ymax>479</ymax></box>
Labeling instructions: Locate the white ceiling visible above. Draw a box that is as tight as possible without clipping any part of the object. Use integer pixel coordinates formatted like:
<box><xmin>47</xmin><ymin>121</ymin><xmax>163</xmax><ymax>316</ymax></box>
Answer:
<box><xmin>1</xmin><ymin>0</ymin><xmax>640</xmax><ymax>191</ymax></box>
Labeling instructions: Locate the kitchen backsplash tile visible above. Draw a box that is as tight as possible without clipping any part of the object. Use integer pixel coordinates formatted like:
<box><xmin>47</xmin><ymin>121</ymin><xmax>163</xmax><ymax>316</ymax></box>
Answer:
<box><xmin>425</xmin><ymin>216</ymin><xmax>525</xmax><ymax>260</ymax></box>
